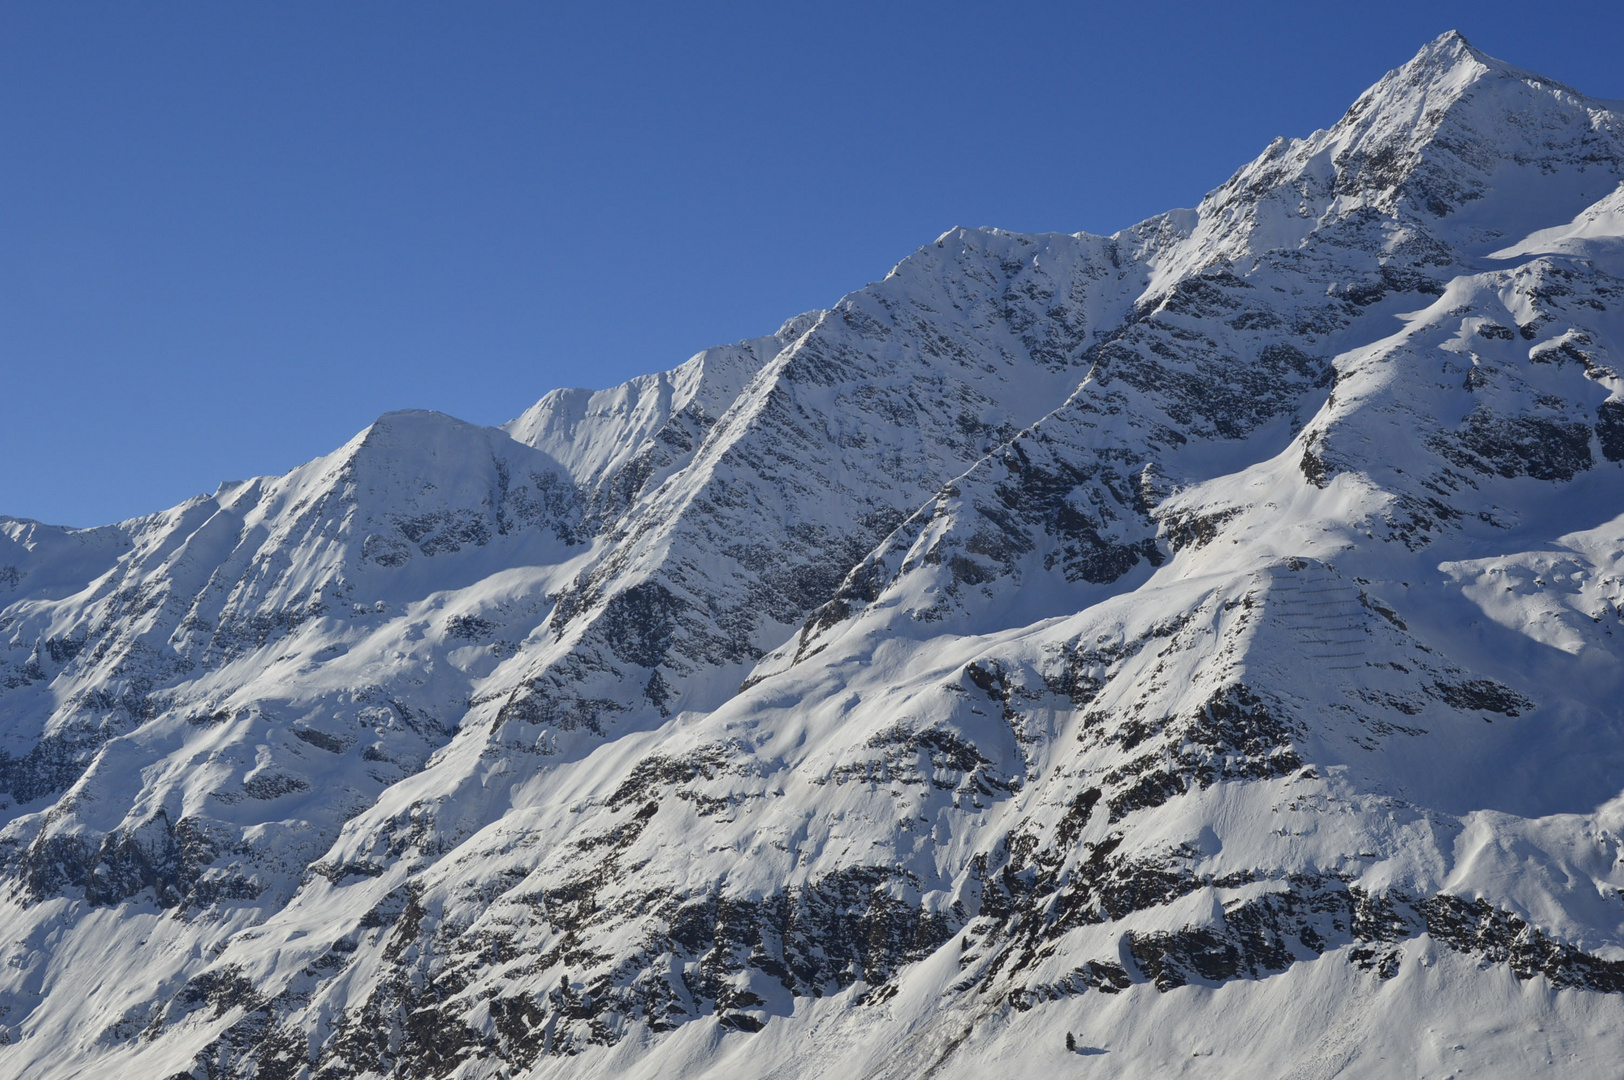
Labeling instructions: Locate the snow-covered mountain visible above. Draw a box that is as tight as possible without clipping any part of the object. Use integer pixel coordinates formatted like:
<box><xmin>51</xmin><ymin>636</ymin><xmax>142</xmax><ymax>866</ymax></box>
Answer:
<box><xmin>4</xmin><ymin>31</ymin><xmax>1624</xmax><ymax>1078</ymax></box>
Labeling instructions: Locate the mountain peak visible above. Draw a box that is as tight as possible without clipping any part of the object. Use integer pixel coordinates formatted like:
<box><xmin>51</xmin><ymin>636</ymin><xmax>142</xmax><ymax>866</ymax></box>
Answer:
<box><xmin>1365</xmin><ymin>28</ymin><xmax>1587</xmax><ymax>118</ymax></box>
<box><xmin>1158</xmin><ymin>29</ymin><xmax>1624</xmax><ymax>279</ymax></box>
<box><xmin>1405</xmin><ymin>28</ymin><xmax>1481</xmax><ymax>74</ymax></box>
<box><xmin>1345</xmin><ymin>31</ymin><xmax>1512</xmax><ymax>138</ymax></box>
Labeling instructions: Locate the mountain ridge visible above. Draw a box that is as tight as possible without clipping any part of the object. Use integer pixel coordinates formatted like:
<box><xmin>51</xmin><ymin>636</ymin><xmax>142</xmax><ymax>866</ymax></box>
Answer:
<box><xmin>4</xmin><ymin>30</ymin><xmax>1624</xmax><ymax>1079</ymax></box>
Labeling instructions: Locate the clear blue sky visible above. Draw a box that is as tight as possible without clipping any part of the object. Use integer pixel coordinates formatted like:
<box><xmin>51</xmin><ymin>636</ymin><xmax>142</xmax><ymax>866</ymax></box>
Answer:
<box><xmin>4</xmin><ymin>2</ymin><xmax>1622</xmax><ymax>527</ymax></box>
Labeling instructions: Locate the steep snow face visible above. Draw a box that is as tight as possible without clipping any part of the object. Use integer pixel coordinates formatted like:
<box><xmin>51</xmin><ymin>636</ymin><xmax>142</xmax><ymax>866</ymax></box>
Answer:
<box><xmin>466</xmin><ymin>227</ymin><xmax>1141</xmax><ymax>754</ymax></box>
<box><xmin>0</xmin><ymin>409</ymin><xmax>597</xmax><ymax>914</ymax></box>
<box><xmin>4</xmin><ymin>31</ymin><xmax>1624</xmax><ymax>1080</ymax></box>
<box><xmin>1493</xmin><ymin>180</ymin><xmax>1624</xmax><ymax>260</ymax></box>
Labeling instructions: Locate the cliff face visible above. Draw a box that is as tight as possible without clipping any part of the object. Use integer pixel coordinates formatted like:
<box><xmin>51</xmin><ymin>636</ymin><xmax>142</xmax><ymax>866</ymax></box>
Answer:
<box><xmin>4</xmin><ymin>31</ymin><xmax>1624</xmax><ymax>1079</ymax></box>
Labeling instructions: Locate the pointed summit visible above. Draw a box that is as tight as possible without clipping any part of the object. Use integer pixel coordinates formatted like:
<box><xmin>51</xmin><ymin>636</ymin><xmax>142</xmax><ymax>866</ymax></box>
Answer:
<box><xmin>1348</xmin><ymin>29</ymin><xmax>1511</xmax><ymax>122</ymax></box>
<box><xmin>1402</xmin><ymin>28</ymin><xmax>1483</xmax><ymax>74</ymax></box>
<box><xmin>1162</xmin><ymin>30</ymin><xmax>1624</xmax><ymax>273</ymax></box>
<box><xmin>1389</xmin><ymin>29</ymin><xmax>1579</xmax><ymax>95</ymax></box>
<box><xmin>1335</xmin><ymin>32</ymin><xmax>1614</xmax><ymax>226</ymax></box>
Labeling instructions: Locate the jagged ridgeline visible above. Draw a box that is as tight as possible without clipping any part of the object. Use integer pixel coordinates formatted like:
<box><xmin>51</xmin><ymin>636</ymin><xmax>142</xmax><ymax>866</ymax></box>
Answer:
<box><xmin>5</xmin><ymin>30</ymin><xmax>1624</xmax><ymax>1080</ymax></box>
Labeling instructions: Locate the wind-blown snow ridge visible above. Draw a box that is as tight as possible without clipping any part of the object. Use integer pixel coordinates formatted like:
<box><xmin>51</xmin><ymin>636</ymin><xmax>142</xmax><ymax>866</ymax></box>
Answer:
<box><xmin>3</xmin><ymin>31</ymin><xmax>1624</xmax><ymax>1079</ymax></box>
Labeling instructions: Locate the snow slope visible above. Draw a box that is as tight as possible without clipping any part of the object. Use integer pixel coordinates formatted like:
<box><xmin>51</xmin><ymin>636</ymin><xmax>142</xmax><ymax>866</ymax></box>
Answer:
<box><xmin>3</xmin><ymin>30</ymin><xmax>1624</xmax><ymax>1079</ymax></box>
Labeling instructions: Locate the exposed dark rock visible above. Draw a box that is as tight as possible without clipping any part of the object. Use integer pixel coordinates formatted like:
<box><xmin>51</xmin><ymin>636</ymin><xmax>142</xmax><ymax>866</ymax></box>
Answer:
<box><xmin>1428</xmin><ymin>678</ymin><xmax>1533</xmax><ymax>716</ymax></box>
<box><xmin>1434</xmin><ymin>412</ymin><xmax>1594</xmax><ymax>482</ymax></box>
<box><xmin>1598</xmin><ymin>400</ymin><xmax>1624</xmax><ymax>462</ymax></box>
<box><xmin>1103</xmin><ymin>684</ymin><xmax>1303</xmax><ymax>822</ymax></box>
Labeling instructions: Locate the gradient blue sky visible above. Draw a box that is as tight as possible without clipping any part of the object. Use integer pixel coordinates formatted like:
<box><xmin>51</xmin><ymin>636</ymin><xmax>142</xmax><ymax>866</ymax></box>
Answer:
<box><xmin>5</xmin><ymin>2</ymin><xmax>1622</xmax><ymax>527</ymax></box>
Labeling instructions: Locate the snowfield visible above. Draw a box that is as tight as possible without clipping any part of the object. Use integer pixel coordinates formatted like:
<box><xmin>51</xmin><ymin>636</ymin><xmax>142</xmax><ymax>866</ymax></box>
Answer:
<box><xmin>3</xmin><ymin>31</ymin><xmax>1624</xmax><ymax>1079</ymax></box>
